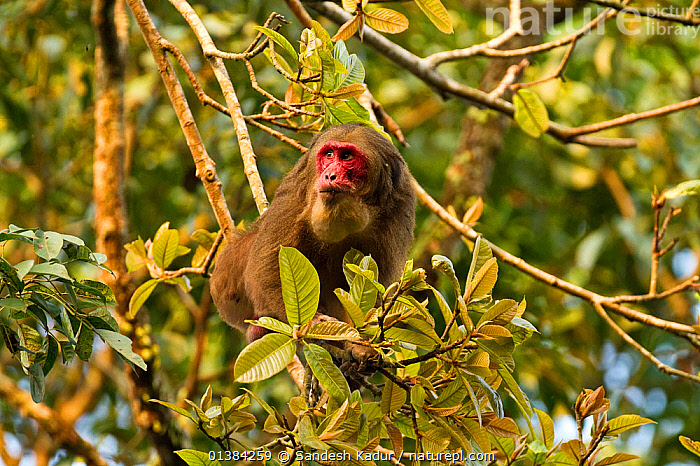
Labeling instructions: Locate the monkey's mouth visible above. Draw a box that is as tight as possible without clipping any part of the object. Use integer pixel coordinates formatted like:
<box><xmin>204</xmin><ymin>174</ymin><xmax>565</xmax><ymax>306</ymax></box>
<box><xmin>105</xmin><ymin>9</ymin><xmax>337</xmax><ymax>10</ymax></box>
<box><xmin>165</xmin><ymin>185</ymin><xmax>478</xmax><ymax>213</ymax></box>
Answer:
<box><xmin>319</xmin><ymin>187</ymin><xmax>351</xmax><ymax>196</ymax></box>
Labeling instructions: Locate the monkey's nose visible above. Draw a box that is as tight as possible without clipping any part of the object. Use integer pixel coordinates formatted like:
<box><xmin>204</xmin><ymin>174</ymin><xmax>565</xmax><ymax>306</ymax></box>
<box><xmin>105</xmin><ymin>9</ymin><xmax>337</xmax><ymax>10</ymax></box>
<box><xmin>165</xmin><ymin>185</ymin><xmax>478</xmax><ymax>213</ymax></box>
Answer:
<box><xmin>326</xmin><ymin>173</ymin><xmax>337</xmax><ymax>182</ymax></box>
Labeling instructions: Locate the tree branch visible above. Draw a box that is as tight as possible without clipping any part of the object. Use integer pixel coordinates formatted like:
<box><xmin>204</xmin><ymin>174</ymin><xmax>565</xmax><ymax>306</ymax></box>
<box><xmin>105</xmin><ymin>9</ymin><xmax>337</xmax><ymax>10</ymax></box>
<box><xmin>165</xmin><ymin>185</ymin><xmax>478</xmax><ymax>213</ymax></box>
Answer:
<box><xmin>0</xmin><ymin>373</ymin><xmax>108</xmax><ymax>466</ymax></box>
<box><xmin>309</xmin><ymin>2</ymin><xmax>637</xmax><ymax>148</ymax></box>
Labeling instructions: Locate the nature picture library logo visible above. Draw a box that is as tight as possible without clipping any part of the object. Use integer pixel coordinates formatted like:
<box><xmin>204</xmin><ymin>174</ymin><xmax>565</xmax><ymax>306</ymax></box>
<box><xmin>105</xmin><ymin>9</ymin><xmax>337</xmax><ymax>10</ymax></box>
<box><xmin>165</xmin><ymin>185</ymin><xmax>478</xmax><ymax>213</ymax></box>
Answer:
<box><xmin>485</xmin><ymin>2</ymin><xmax>700</xmax><ymax>39</ymax></box>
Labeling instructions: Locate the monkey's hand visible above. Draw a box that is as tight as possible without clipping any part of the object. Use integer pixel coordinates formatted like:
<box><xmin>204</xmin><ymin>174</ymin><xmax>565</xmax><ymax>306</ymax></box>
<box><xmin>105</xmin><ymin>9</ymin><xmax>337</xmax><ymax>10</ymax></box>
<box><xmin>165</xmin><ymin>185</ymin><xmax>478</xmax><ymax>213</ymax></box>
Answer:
<box><xmin>344</xmin><ymin>340</ymin><xmax>379</xmax><ymax>366</ymax></box>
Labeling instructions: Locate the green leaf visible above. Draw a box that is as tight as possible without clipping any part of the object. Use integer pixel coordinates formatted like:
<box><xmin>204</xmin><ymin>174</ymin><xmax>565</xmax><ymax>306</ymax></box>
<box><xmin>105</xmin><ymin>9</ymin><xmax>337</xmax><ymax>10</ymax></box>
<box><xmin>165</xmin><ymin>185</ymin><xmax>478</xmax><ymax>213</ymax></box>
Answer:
<box><xmin>60</xmin><ymin>339</ymin><xmax>75</xmax><ymax>363</ymax></box>
<box><xmin>42</xmin><ymin>336</ymin><xmax>58</xmax><ymax>375</ymax></box>
<box><xmin>477</xmin><ymin>299</ymin><xmax>518</xmax><ymax>327</ymax></box>
<box><xmin>605</xmin><ymin>414</ymin><xmax>656</xmax><ymax>436</ymax></box>
<box><xmin>75</xmin><ymin>324</ymin><xmax>94</xmax><ymax>361</ymax></box>
<box><xmin>337</xmin><ymin>55</ymin><xmax>365</xmax><ymax>88</ymax></box>
<box><xmin>128</xmin><ymin>278</ymin><xmax>161</xmax><ymax>319</ymax></box>
<box><xmin>432</xmin><ymin>254</ymin><xmax>461</xmax><ymax>296</ymax></box>
<box><xmin>385</xmin><ymin>327</ymin><xmax>436</xmax><ymax>350</ymax></box>
<box><xmin>279</xmin><ymin>247</ymin><xmax>320</xmax><ymax>326</ymax></box>
<box><xmin>679</xmin><ymin>436</ymin><xmax>700</xmax><ymax>457</ymax></box>
<box><xmin>464</xmin><ymin>256</ymin><xmax>498</xmax><ymax>302</ymax></box>
<box><xmin>414</xmin><ymin>0</ymin><xmax>453</xmax><ymax>33</ymax></box>
<box><xmin>28</xmin><ymin>262</ymin><xmax>71</xmax><ymax>280</ymax></box>
<box><xmin>15</xmin><ymin>260</ymin><xmax>34</xmax><ymax>280</ymax></box>
<box><xmin>253</xmin><ymin>26</ymin><xmax>298</xmax><ymax>62</ymax></box>
<box><xmin>304</xmin><ymin>343</ymin><xmax>351</xmax><ymax>402</ymax></box>
<box><xmin>318</xmin><ymin>49</ymin><xmax>337</xmax><ymax>93</ymax></box>
<box><xmin>28</xmin><ymin>363</ymin><xmax>46</xmax><ymax>402</ymax></box>
<box><xmin>247</xmin><ymin>316</ymin><xmax>293</xmax><ymax>336</ymax></box>
<box><xmin>513</xmin><ymin>89</ymin><xmax>550</xmax><ymax>138</ymax></box>
<box><xmin>663</xmin><ymin>179</ymin><xmax>700</xmax><ymax>200</ymax></box>
<box><xmin>498</xmin><ymin>368</ymin><xmax>532</xmax><ymax>417</ymax></box>
<box><xmin>0</xmin><ymin>298</ymin><xmax>27</xmax><ymax>312</ymax></box>
<box><xmin>433</xmin><ymin>377</ymin><xmax>466</xmax><ymax>408</ymax></box>
<box><xmin>241</xmin><ymin>388</ymin><xmax>275</xmax><ymax>416</ymax></box>
<box><xmin>94</xmin><ymin>328</ymin><xmax>147</xmax><ymax>370</ymax></box>
<box><xmin>334</xmin><ymin>288</ymin><xmax>365</xmax><ymax>327</ymax></box>
<box><xmin>380</xmin><ymin>379</ymin><xmax>406</xmax><ymax>413</ymax></box>
<box><xmin>307</xmin><ymin>320</ymin><xmax>361</xmax><ymax>340</ymax></box>
<box><xmin>299</xmin><ymin>414</ymin><xmax>330</xmax><ymax>450</ymax></box>
<box><xmin>175</xmin><ymin>449</ymin><xmax>221</xmax><ymax>466</ymax></box>
<box><xmin>234</xmin><ymin>333</ymin><xmax>296</xmax><ymax>383</ymax></box>
<box><xmin>152</xmin><ymin>229</ymin><xmax>179</xmax><ymax>269</ymax></box>
<box><xmin>150</xmin><ymin>399</ymin><xmax>197</xmax><ymax>423</ymax></box>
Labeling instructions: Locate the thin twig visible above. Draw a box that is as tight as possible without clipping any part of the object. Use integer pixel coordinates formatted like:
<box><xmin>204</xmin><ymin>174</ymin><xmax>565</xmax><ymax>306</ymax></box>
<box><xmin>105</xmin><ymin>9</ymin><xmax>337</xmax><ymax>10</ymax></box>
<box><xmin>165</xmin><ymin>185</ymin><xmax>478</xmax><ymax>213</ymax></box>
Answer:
<box><xmin>586</xmin><ymin>0</ymin><xmax>700</xmax><ymax>26</ymax></box>
<box><xmin>510</xmin><ymin>40</ymin><xmax>575</xmax><ymax>90</ymax></box>
<box><xmin>411</xmin><ymin>178</ymin><xmax>700</xmax><ymax>345</ymax></box>
<box><xmin>592</xmin><ymin>301</ymin><xmax>700</xmax><ymax>383</ymax></box>
<box><xmin>167</xmin><ymin>0</ymin><xmax>269</xmax><ymax>215</ymax></box>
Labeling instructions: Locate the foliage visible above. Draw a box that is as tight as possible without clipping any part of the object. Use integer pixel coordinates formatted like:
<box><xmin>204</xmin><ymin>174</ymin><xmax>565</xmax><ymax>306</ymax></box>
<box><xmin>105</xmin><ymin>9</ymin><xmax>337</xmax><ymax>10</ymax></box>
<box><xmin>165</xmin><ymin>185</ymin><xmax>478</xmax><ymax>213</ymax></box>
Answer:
<box><xmin>0</xmin><ymin>226</ymin><xmax>145</xmax><ymax>402</ymax></box>
<box><xmin>154</xmin><ymin>244</ymin><xmax>656</xmax><ymax>465</ymax></box>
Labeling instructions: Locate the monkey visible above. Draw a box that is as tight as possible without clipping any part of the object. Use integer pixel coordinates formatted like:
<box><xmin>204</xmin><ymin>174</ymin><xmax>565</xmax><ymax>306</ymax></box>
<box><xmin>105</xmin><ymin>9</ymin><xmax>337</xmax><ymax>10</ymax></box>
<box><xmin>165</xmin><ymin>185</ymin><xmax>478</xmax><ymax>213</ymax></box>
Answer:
<box><xmin>210</xmin><ymin>124</ymin><xmax>416</xmax><ymax>357</ymax></box>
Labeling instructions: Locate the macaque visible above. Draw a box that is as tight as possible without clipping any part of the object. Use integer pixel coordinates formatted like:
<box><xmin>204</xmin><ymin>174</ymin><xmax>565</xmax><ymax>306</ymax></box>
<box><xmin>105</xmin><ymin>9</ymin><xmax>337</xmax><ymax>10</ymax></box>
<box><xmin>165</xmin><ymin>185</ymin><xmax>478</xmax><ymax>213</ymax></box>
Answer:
<box><xmin>210</xmin><ymin>124</ymin><xmax>416</xmax><ymax>350</ymax></box>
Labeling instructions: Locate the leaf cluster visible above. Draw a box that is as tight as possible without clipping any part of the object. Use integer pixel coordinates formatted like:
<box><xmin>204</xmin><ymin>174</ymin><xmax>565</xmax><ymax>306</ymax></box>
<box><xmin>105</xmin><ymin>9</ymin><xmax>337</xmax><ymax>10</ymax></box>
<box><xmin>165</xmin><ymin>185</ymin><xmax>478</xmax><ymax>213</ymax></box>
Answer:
<box><xmin>150</xmin><ymin>239</ymin><xmax>654</xmax><ymax>465</ymax></box>
<box><xmin>0</xmin><ymin>225</ymin><xmax>145</xmax><ymax>402</ymax></box>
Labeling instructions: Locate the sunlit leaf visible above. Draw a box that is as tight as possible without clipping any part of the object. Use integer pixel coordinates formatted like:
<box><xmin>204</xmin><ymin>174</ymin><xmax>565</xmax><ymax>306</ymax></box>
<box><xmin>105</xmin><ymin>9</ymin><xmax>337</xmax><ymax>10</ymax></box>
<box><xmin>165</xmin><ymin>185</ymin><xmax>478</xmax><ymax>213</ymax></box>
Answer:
<box><xmin>414</xmin><ymin>0</ymin><xmax>453</xmax><ymax>33</ymax></box>
<box><xmin>279</xmin><ymin>246</ymin><xmax>320</xmax><ymax>326</ymax></box>
<box><xmin>152</xmin><ymin>229</ymin><xmax>179</xmax><ymax>269</ymax></box>
<box><xmin>307</xmin><ymin>320</ymin><xmax>361</xmax><ymax>340</ymax></box>
<box><xmin>334</xmin><ymin>288</ymin><xmax>365</xmax><ymax>327</ymax></box>
<box><xmin>175</xmin><ymin>450</ymin><xmax>221</xmax><ymax>466</ymax></box>
<box><xmin>247</xmin><ymin>316</ymin><xmax>293</xmax><ymax>337</ymax></box>
<box><xmin>234</xmin><ymin>333</ymin><xmax>296</xmax><ymax>383</ymax></box>
<box><xmin>332</xmin><ymin>15</ymin><xmax>361</xmax><ymax>42</ymax></box>
<box><xmin>514</xmin><ymin>89</ymin><xmax>550</xmax><ymax>138</ymax></box>
<box><xmin>662</xmin><ymin>179</ymin><xmax>700</xmax><ymax>200</ymax></box>
<box><xmin>253</xmin><ymin>26</ymin><xmax>298</xmax><ymax>61</ymax></box>
<box><xmin>150</xmin><ymin>399</ymin><xmax>197</xmax><ymax>423</ymax></box>
<box><xmin>679</xmin><ymin>436</ymin><xmax>700</xmax><ymax>457</ymax></box>
<box><xmin>128</xmin><ymin>278</ymin><xmax>161</xmax><ymax>319</ymax></box>
<box><xmin>95</xmin><ymin>328</ymin><xmax>147</xmax><ymax>370</ymax></box>
<box><xmin>605</xmin><ymin>414</ymin><xmax>656</xmax><ymax>436</ymax></box>
<box><xmin>535</xmin><ymin>408</ymin><xmax>555</xmax><ymax>449</ymax></box>
<box><xmin>595</xmin><ymin>453</ymin><xmax>640</xmax><ymax>466</ymax></box>
<box><xmin>364</xmin><ymin>8</ymin><xmax>409</xmax><ymax>34</ymax></box>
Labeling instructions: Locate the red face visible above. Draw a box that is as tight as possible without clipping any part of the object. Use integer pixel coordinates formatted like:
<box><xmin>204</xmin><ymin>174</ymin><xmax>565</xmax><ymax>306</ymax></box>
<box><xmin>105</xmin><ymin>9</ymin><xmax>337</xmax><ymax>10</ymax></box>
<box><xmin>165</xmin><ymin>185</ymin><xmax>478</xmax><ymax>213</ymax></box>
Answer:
<box><xmin>315</xmin><ymin>141</ymin><xmax>369</xmax><ymax>195</ymax></box>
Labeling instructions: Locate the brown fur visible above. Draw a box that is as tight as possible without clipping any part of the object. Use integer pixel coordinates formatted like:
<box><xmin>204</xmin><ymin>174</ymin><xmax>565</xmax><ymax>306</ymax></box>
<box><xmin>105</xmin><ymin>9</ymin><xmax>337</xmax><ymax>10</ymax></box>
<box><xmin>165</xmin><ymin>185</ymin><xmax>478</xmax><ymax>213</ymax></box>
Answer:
<box><xmin>210</xmin><ymin>124</ymin><xmax>416</xmax><ymax>343</ymax></box>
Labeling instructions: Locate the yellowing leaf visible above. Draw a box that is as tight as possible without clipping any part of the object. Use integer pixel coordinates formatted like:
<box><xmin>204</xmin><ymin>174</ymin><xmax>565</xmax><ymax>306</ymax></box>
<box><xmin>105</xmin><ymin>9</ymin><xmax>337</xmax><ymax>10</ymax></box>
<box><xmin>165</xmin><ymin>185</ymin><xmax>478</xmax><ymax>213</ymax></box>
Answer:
<box><xmin>364</xmin><ymin>8</ymin><xmax>409</xmax><ymax>34</ymax></box>
<box><xmin>381</xmin><ymin>379</ymin><xmax>407</xmax><ymax>413</ymax></box>
<box><xmin>332</xmin><ymin>15</ymin><xmax>361</xmax><ymax>42</ymax></box>
<box><xmin>463</xmin><ymin>197</ymin><xmax>483</xmax><ymax>224</ymax></box>
<box><xmin>535</xmin><ymin>408</ymin><xmax>555</xmax><ymax>449</ymax></box>
<box><xmin>464</xmin><ymin>256</ymin><xmax>498</xmax><ymax>302</ymax></box>
<box><xmin>606</xmin><ymin>414</ymin><xmax>656</xmax><ymax>436</ymax></box>
<box><xmin>414</xmin><ymin>0</ymin><xmax>453</xmax><ymax>33</ymax></box>
<box><xmin>342</xmin><ymin>0</ymin><xmax>357</xmax><ymax>13</ymax></box>
<box><xmin>679</xmin><ymin>436</ymin><xmax>700</xmax><ymax>457</ymax></box>
<box><xmin>326</xmin><ymin>83</ymin><xmax>366</xmax><ymax>99</ymax></box>
<box><xmin>306</xmin><ymin>320</ymin><xmax>361</xmax><ymax>340</ymax></box>
<box><xmin>561</xmin><ymin>439</ymin><xmax>584</xmax><ymax>462</ymax></box>
<box><xmin>485</xmin><ymin>417</ymin><xmax>520</xmax><ymax>438</ymax></box>
<box><xmin>595</xmin><ymin>453</ymin><xmax>640</xmax><ymax>466</ymax></box>
<box><xmin>514</xmin><ymin>89</ymin><xmax>550</xmax><ymax>138</ymax></box>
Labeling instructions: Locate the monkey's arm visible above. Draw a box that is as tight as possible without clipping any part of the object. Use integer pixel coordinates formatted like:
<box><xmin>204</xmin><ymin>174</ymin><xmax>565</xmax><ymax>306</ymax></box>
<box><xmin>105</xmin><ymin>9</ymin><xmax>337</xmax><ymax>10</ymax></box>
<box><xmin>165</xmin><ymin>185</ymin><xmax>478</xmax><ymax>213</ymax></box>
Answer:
<box><xmin>210</xmin><ymin>232</ymin><xmax>257</xmax><ymax>332</ymax></box>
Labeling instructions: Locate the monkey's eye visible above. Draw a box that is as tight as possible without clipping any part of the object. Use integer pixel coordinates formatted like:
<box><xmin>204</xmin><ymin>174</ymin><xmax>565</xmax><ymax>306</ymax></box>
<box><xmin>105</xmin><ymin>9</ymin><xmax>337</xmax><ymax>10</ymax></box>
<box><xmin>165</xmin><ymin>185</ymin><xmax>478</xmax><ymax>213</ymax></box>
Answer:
<box><xmin>325</xmin><ymin>150</ymin><xmax>333</xmax><ymax>158</ymax></box>
<box><xmin>339</xmin><ymin>150</ymin><xmax>354</xmax><ymax>161</ymax></box>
